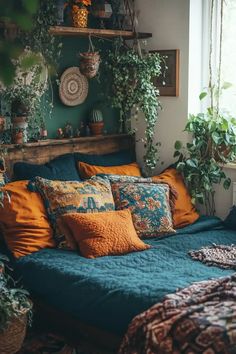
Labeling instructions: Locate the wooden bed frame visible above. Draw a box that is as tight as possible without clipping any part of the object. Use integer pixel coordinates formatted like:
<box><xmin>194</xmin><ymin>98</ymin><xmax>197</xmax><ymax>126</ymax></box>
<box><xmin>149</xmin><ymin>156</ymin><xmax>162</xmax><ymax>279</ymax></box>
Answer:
<box><xmin>2</xmin><ymin>133</ymin><xmax>134</xmax><ymax>350</ymax></box>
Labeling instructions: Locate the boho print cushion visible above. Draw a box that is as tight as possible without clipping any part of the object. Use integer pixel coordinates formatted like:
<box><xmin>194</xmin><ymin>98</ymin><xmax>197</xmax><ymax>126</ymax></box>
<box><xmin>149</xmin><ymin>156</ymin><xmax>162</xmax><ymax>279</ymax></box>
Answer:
<box><xmin>110</xmin><ymin>177</ymin><xmax>176</xmax><ymax>238</ymax></box>
<box><xmin>28</xmin><ymin>176</ymin><xmax>115</xmax><ymax>249</ymax></box>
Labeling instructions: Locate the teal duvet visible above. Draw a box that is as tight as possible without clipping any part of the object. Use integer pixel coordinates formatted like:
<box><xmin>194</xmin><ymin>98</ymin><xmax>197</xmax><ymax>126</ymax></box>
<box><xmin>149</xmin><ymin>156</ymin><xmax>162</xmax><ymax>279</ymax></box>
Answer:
<box><xmin>16</xmin><ymin>216</ymin><xmax>235</xmax><ymax>336</ymax></box>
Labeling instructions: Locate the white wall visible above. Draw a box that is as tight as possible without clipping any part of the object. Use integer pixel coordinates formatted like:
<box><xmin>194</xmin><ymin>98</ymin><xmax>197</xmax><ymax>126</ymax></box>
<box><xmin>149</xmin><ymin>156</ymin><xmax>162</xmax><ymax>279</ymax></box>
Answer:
<box><xmin>135</xmin><ymin>0</ymin><xmax>236</xmax><ymax>218</ymax></box>
<box><xmin>135</xmin><ymin>0</ymin><xmax>190</xmax><ymax>173</ymax></box>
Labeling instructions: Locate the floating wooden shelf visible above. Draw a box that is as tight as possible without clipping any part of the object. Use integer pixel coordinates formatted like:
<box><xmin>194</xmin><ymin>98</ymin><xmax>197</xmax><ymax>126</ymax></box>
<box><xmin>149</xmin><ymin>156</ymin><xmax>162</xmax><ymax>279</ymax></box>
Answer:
<box><xmin>49</xmin><ymin>26</ymin><xmax>152</xmax><ymax>40</ymax></box>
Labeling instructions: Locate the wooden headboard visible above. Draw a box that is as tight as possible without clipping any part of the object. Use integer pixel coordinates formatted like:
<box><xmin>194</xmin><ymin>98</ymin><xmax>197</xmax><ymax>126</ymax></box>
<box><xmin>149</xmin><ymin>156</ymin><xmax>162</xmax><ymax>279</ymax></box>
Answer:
<box><xmin>3</xmin><ymin>134</ymin><xmax>135</xmax><ymax>177</ymax></box>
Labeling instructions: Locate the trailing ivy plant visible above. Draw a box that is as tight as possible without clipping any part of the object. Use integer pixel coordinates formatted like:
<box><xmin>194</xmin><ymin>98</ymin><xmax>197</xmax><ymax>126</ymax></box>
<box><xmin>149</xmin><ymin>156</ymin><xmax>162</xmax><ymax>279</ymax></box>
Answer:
<box><xmin>103</xmin><ymin>43</ymin><xmax>163</xmax><ymax>174</ymax></box>
<box><xmin>174</xmin><ymin>85</ymin><xmax>236</xmax><ymax>215</ymax></box>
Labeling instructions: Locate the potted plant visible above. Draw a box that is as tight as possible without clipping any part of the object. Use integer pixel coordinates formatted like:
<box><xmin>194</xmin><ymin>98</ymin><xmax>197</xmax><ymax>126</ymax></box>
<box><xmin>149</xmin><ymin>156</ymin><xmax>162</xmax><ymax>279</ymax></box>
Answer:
<box><xmin>89</xmin><ymin>109</ymin><xmax>104</xmax><ymax>135</ymax></box>
<box><xmin>103</xmin><ymin>44</ymin><xmax>163</xmax><ymax>174</ymax></box>
<box><xmin>0</xmin><ymin>255</ymin><xmax>32</xmax><ymax>353</ymax></box>
<box><xmin>64</xmin><ymin>0</ymin><xmax>91</xmax><ymax>28</ymax></box>
<box><xmin>174</xmin><ymin>85</ymin><xmax>236</xmax><ymax>215</ymax></box>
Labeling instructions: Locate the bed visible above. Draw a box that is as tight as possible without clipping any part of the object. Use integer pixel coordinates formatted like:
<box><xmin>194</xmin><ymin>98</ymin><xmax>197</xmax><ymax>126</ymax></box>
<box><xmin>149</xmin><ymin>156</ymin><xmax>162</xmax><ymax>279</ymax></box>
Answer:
<box><xmin>1</xmin><ymin>134</ymin><xmax>236</xmax><ymax>351</ymax></box>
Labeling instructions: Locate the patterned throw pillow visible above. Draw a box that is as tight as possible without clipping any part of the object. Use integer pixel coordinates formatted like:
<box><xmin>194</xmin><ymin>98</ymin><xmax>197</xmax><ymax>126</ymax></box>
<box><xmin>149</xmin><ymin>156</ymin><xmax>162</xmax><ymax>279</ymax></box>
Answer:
<box><xmin>28</xmin><ymin>176</ymin><xmax>115</xmax><ymax>248</ymax></box>
<box><xmin>109</xmin><ymin>176</ymin><xmax>176</xmax><ymax>238</ymax></box>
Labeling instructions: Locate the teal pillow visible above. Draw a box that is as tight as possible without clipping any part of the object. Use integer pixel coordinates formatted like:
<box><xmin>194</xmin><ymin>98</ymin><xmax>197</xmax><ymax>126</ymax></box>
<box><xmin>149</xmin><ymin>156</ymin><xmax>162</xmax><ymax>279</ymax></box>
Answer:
<box><xmin>75</xmin><ymin>149</ymin><xmax>136</xmax><ymax>167</ymax></box>
<box><xmin>109</xmin><ymin>176</ymin><xmax>176</xmax><ymax>238</ymax></box>
<box><xmin>224</xmin><ymin>206</ymin><xmax>236</xmax><ymax>230</ymax></box>
<box><xmin>14</xmin><ymin>154</ymin><xmax>81</xmax><ymax>181</ymax></box>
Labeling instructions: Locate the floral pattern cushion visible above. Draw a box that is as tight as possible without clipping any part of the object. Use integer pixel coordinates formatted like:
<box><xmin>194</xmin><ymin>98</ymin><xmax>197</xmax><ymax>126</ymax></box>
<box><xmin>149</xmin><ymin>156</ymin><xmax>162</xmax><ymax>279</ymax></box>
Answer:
<box><xmin>111</xmin><ymin>179</ymin><xmax>176</xmax><ymax>238</ymax></box>
<box><xmin>28</xmin><ymin>176</ymin><xmax>115</xmax><ymax>249</ymax></box>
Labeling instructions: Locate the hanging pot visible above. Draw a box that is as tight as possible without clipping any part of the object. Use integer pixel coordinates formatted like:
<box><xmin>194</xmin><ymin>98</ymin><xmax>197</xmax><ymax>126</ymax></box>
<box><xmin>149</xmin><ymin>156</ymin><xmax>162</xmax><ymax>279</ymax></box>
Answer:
<box><xmin>0</xmin><ymin>116</ymin><xmax>5</xmax><ymax>133</ymax></box>
<box><xmin>72</xmin><ymin>6</ymin><xmax>89</xmax><ymax>28</ymax></box>
<box><xmin>80</xmin><ymin>52</ymin><xmax>101</xmax><ymax>79</ymax></box>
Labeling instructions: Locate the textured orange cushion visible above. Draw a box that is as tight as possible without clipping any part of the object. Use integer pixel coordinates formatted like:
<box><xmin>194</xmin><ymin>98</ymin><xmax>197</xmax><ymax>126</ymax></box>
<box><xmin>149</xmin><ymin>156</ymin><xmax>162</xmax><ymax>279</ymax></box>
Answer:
<box><xmin>61</xmin><ymin>209</ymin><xmax>150</xmax><ymax>258</ymax></box>
<box><xmin>152</xmin><ymin>168</ymin><xmax>199</xmax><ymax>228</ymax></box>
<box><xmin>78</xmin><ymin>161</ymin><xmax>142</xmax><ymax>179</ymax></box>
<box><xmin>0</xmin><ymin>181</ymin><xmax>55</xmax><ymax>258</ymax></box>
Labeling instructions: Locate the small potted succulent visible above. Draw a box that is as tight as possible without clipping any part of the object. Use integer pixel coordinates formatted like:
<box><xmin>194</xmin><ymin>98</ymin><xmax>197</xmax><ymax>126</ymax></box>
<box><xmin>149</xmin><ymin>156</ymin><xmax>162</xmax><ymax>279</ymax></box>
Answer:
<box><xmin>89</xmin><ymin>109</ymin><xmax>104</xmax><ymax>136</ymax></box>
<box><xmin>0</xmin><ymin>255</ymin><xmax>32</xmax><ymax>353</ymax></box>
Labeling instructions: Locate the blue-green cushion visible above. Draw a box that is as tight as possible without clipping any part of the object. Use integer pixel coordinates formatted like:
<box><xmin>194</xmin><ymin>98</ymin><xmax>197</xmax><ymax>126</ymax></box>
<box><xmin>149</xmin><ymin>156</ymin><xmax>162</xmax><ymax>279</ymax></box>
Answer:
<box><xmin>109</xmin><ymin>175</ymin><xmax>176</xmax><ymax>238</ymax></box>
<box><xmin>224</xmin><ymin>206</ymin><xmax>236</xmax><ymax>230</ymax></box>
<box><xmin>13</xmin><ymin>154</ymin><xmax>81</xmax><ymax>181</ymax></box>
<box><xmin>74</xmin><ymin>149</ymin><xmax>136</xmax><ymax>167</ymax></box>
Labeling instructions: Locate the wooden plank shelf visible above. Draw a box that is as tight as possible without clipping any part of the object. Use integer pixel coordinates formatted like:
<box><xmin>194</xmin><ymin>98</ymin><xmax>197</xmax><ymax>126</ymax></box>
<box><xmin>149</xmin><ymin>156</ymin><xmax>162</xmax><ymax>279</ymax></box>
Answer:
<box><xmin>49</xmin><ymin>26</ymin><xmax>152</xmax><ymax>40</ymax></box>
<box><xmin>3</xmin><ymin>134</ymin><xmax>135</xmax><ymax>177</ymax></box>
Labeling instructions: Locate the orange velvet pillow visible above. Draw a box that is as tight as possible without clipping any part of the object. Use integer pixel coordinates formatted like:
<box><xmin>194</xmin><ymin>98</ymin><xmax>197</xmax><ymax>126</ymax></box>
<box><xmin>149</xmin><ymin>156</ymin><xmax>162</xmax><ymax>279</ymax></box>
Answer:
<box><xmin>0</xmin><ymin>181</ymin><xmax>55</xmax><ymax>258</ymax></box>
<box><xmin>78</xmin><ymin>161</ymin><xmax>141</xmax><ymax>179</ymax></box>
<box><xmin>152</xmin><ymin>168</ymin><xmax>199</xmax><ymax>228</ymax></box>
<box><xmin>60</xmin><ymin>209</ymin><xmax>150</xmax><ymax>258</ymax></box>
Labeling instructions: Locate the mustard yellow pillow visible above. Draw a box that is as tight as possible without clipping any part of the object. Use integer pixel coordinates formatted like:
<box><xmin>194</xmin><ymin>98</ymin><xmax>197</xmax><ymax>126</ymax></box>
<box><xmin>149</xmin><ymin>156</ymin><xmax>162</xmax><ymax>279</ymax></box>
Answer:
<box><xmin>152</xmin><ymin>168</ymin><xmax>199</xmax><ymax>228</ymax></box>
<box><xmin>61</xmin><ymin>209</ymin><xmax>150</xmax><ymax>258</ymax></box>
<box><xmin>0</xmin><ymin>181</ymin><xmax>55</xmax><ymax>258</ymax></box>
<box><xmin>78</xmin><ymin>161</ymin><xmax>141</xmax><ymax>179</ymax></box>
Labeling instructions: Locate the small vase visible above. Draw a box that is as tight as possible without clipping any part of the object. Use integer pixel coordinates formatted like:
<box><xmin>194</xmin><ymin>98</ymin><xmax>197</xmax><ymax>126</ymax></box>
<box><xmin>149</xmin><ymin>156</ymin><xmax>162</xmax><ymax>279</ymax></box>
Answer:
<box><xmin>72</xmin><ymin>6</ymin><xmax>88</xmax><ymax>28</ymax></box>
<box><xmin>12</xmin><ymin>131</ymin><xmax>23</xmax><ymax>144</ymax></box>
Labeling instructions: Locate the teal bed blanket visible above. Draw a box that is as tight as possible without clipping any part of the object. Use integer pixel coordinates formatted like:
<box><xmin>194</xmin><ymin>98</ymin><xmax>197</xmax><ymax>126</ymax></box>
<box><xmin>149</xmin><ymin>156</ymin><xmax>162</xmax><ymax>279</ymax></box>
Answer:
<box><xmin>16</xmin><ymin>216</ymin><xmax>235</xmax><ymax>336</ymax></box>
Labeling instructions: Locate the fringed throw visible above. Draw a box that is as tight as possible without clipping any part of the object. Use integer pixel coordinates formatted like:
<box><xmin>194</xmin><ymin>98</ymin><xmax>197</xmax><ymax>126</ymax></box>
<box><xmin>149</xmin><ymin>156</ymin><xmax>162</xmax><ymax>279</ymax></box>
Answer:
<box><xmin>189</xmin><ymin>243</ymin><xmax>236</xmax><ymax>269</ymax></box>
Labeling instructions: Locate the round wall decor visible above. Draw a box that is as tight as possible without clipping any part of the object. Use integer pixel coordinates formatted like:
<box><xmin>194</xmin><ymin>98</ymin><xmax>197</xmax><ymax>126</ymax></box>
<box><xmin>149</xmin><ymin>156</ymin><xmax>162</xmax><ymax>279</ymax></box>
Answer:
<box><xmin>59</xmin><ymin>67</ymin><xmax>89</xmax><ymax>106</ymax></box>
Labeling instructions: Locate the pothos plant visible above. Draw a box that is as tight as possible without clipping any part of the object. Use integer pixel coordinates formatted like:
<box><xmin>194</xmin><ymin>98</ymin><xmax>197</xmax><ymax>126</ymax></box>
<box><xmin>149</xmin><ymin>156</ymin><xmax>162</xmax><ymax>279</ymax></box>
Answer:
<box><xmin>103</xmin><ymin>43</ymin><xmax>163</xmax><ymax>174</ymax></box>
<box><xmin>174</xmin><ymin>84</ymin><xmax>236</xmax><ymax>215</ymax></box>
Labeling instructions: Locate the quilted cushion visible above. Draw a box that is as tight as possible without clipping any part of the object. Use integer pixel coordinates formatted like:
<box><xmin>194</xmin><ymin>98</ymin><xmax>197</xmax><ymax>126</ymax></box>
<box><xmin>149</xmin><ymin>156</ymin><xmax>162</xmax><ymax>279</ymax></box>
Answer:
<box><xmin>0</xmin><ymin>181</ymin><xmax>55</xmax><ymax>258</ymax></box>
<box><xmin>60</xmin><ymin>209</ymin><xmax>150</xmax><ymax>258</ymax></box>
<box><xmin>152</xmin><ymin>168</ymin><xmax>199</xmax><ymax>228</ymax></box>
<box><xmin>78</xmin><ymin>161</ymin><xmax>141</xmax><ymax>179</ymax></box>
<box><xmin>108</xmin><ymin>175</ymin><xmax>176</xmax><ymax>238</ymax></box>
<box><xmin>28</xmin><ymin>176</ymin><xmax>115</xmax><ymax>249</ymax></box>
<box><xmin>14</xmin><ymin>154</ymin><xmax>80</xmax><ymax>181</ymax></box>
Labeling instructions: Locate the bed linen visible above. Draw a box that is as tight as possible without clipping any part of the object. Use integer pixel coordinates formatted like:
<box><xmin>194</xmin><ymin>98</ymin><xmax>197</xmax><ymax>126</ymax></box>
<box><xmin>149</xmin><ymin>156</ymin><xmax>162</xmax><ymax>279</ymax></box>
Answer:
<box><xmin>15</xmin><ymin>216</ymin><xmax>235</xmax><ymax>336</ymax></box>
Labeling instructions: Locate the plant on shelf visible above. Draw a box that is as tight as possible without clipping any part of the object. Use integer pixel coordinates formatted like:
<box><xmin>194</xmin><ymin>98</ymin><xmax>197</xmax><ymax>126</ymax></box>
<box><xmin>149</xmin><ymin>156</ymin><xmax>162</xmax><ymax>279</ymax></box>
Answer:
<box><xmin>89</xmin><ymin>108</ymin><xmax>104</xmax><ymax>136</ymax></box>
<box><xmin>103</xmin><ymin>42</ymin><xmax>163</xmax><ymax>173</ymax></box>
<box><xmin>65</xmin><ymin>0</ymin><xmax>92</xmax><ymax>28</ymax></box>
<box><xmin>174</xmin><ymin>85</ymin><xmax>236</xmax><ymax>216</ymax></box>
<box><xmin>0</xmin><ymin>255</ymin><xmax>32</xmax><ymax>353</ymax></box>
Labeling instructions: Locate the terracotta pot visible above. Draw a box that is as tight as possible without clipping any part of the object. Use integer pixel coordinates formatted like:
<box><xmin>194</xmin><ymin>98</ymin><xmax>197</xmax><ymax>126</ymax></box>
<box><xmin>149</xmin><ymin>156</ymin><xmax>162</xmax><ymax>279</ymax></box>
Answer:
<box><xmin>12</xmin><ymin>131</ymin><xmax>23</xmax><ymax>144</ymax></box>
<box><xmin>72</xmin><ymin>6</ymin><xmax>88</xmax><ymax>28</ymax></box>
<box><xmin>80</xmin><ymin>52</ymin><xmax>101</xmax><ymax>79</ymax></box>
<box><xmin>89</xmin><ymin>122</ymin><xmax>104</xmax><ymax>136</ymax></box>
<box><xmin>0</xmin><ymin>116</ymin><xmax>5</xmax><ymax>132</ymax></box>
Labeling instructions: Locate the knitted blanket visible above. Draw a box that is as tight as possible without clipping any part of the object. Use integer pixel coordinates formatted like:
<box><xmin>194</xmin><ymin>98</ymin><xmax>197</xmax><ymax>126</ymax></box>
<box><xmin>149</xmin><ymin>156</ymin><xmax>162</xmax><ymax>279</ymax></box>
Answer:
<box><xmin>119</xmin><ymin>273</ymin><xmax>236</xmax><ymax>354</ymax></box>
<box><xmin>189</xmin><ymin>244</ymin><xmax>236</xmax><ymax>269</ymax></box>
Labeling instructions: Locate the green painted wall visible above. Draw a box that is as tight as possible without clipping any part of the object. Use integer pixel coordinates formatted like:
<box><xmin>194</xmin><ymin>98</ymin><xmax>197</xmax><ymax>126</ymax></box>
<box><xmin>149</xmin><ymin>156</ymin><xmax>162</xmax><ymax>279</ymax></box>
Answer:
<box><xmin>45</xmin><ymin>37</ymin><xmax>119</xmax><ymax>138</ymax></box>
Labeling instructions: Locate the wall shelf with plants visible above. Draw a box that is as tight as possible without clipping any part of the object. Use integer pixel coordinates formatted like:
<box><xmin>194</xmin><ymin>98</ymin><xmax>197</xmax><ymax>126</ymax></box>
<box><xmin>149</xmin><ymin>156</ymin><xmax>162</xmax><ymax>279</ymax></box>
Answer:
<box><xmin>49</xmin><ymin>26</ymin><xmax>152</xmax><ymax>40</ymax></box>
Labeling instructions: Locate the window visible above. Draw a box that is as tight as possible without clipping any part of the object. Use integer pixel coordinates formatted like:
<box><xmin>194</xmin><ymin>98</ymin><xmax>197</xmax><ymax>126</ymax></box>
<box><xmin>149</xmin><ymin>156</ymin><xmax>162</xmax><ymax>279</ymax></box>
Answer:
<box><xmin>221</xmin><ymin>0</ymin><xmax>236</xmax><ymax>115</ymax></box>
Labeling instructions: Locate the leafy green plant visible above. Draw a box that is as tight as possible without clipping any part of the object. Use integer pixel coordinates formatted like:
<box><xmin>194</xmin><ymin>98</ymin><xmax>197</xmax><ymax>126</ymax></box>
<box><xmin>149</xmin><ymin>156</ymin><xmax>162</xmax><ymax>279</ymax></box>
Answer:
<box><xmin>0</xmin><ymin>255</ymin><xmax>32</xmax><ymax>332</ymax></box>
<box><xmin>103</xmin><ymin>44</ymin><xmax>163</xmax><ymax>174</ymax></box>
<box><xmin>174</xmin><ymin>86</ymin><xmax>236</xmax><ymax>215</ymax></box>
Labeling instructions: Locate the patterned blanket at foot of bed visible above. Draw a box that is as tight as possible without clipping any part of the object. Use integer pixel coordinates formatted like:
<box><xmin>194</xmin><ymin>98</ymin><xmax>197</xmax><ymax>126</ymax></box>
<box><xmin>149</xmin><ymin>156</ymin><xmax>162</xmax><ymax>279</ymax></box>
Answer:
<box><xmin>119</xmin><ymin>273</ymin><xmax>236</xmax><ymax>354</ymax></box>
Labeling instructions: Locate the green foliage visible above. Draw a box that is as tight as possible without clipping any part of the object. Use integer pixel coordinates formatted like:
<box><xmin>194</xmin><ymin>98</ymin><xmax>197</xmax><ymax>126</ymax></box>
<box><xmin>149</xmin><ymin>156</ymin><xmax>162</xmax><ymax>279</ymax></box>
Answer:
<box><xmin>174</xmin><ymin>85</ymin><xmax>236</xmax><ymax>215</ymax></box>
<box><xmin>103</xmin><ymin>44</ymin><xmax>163</xmax><ymax>174</ymax></box>
<box><xmin>90</xmin><ymin>109</ymin><xmax>103</xmax><ymax>123</ymax></box>
<box><xmin>0</xmin><ymin>0</ymin><xmax>40</xmax><ymax>85</ymax></box>
<box><xmin>0</xmin><ymin>255</ymin><xmax>32</xmax><ymax>332</ymax></box>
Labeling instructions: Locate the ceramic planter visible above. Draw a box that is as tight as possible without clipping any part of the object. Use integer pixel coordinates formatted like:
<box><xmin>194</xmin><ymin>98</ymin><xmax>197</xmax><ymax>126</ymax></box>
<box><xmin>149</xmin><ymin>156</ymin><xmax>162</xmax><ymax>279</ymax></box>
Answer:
<box><xmin>89</xmin><ymin>122</ymin><xmax>104</xmax><ymax>136</ymax></box>
<box><xmin>72</xmin><ymin>6</ymin><xmax>88</xmax><ymax>28</ymax></box>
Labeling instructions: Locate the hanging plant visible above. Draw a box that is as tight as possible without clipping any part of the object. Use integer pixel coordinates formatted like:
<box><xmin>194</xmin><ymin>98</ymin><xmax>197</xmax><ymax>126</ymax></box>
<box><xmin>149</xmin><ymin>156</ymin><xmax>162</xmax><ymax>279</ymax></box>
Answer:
<box><xmin>103</xmin><ymin>43</ymin><xmax>163</xmax><ymax>174</ymax></box>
